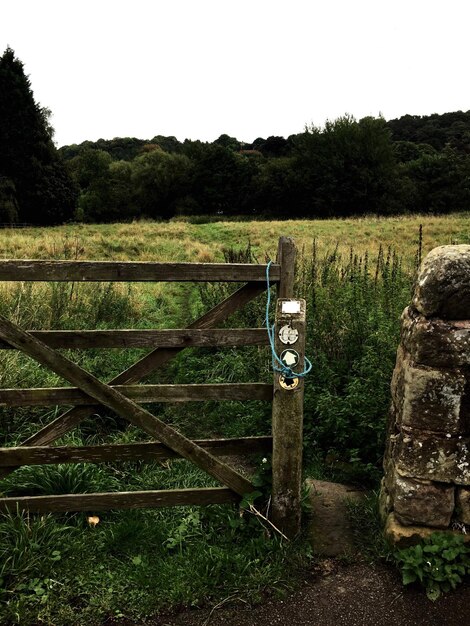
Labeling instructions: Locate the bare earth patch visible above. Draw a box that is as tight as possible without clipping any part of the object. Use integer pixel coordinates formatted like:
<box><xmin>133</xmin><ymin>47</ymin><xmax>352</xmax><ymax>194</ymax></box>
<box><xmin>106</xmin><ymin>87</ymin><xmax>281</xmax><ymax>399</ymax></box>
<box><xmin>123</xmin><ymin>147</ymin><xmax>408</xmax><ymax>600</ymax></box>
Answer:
<box><xmin>144</xmin><ymin>562</ymin><xmax>470</xmax><ymax>626</ymax></box>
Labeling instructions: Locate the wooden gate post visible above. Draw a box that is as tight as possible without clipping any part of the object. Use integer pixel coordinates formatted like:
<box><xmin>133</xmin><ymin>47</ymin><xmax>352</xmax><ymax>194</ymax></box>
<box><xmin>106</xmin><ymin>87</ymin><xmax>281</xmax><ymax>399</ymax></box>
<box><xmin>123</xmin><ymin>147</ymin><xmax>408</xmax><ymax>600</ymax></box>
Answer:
<box><xmin>276</xmin><ymin>236</ymin><xmax>296</xmax><ymax>299</ymax></box>
<box><xmin>271</xmin><ymin>297</ymin><xmax>306</xmax><ymax>539</ymax></box>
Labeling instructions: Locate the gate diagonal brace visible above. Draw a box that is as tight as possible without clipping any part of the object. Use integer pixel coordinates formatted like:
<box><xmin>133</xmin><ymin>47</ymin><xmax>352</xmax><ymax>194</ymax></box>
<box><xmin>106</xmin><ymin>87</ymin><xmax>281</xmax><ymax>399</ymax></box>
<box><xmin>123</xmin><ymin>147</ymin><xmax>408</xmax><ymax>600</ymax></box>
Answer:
<box><xmin>0</xmin><ymin>282</ymin><xmax>265</xmax><ymax>479</ymax></box>
<box><xmin>0</xmin><ymin>314</ymin><xmax>254</xmax><ymax>497</ymax></box>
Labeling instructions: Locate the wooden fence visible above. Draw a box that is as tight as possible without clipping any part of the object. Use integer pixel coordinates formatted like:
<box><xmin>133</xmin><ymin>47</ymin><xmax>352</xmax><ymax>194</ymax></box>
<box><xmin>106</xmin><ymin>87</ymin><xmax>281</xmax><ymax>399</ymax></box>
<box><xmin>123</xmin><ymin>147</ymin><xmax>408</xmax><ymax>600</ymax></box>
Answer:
<box><xmin>0</xmin><ymin>236</ymin><xmax>305</xmax><ymax>538</ymax></box>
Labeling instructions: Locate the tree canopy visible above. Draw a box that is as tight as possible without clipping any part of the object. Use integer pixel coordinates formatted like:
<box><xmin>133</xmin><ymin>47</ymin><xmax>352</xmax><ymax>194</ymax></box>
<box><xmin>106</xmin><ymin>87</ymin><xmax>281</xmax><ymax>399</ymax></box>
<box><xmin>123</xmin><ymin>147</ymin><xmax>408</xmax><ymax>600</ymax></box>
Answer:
<box><xmin>3</xmin><ymin>48</ymin><xmax>470</xmax><ymax>224</ymax></box>
<box><xmin>0</xmin><ymin>48</ymin><xmax>77</xmax><ymax>224</ymax></box>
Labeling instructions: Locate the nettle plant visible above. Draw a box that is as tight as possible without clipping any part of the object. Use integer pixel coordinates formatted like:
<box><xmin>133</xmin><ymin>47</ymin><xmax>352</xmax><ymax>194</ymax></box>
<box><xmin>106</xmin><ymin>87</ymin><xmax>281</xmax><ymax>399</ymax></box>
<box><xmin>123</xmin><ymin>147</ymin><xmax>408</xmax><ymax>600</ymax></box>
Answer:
<box><xmin>394</xmin><ymin>532</ymin><xmax>470</xmax><ymax>601</ymax></box>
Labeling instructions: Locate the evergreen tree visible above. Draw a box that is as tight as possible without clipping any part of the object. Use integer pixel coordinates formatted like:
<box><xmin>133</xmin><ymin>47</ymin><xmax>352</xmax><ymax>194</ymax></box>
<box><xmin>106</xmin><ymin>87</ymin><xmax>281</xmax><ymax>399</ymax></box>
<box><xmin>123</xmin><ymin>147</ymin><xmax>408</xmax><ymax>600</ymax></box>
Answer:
<box><xmin>0</xmin><ymin>48</ymin><xmax>77</xmax><ymax>224</ymax></box>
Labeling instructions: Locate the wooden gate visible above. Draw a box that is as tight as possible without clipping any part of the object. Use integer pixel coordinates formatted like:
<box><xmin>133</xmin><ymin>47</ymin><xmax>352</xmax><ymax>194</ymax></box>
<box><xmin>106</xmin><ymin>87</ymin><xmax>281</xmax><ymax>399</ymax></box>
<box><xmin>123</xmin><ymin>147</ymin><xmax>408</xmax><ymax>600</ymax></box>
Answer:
<box><xmin>0</xmin><ymin>237</ymin><xmax>305</xmax><ymax>537</ymax></box>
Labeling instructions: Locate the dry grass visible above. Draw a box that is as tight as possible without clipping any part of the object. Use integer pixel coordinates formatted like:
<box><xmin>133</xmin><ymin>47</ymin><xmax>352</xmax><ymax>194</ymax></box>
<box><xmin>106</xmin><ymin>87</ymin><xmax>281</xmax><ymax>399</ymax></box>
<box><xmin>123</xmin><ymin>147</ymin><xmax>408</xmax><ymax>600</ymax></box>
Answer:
<box><xmin>0</xmin><ymin>214</ymin><xmax>467</xmax><ymax>265</ymax></box>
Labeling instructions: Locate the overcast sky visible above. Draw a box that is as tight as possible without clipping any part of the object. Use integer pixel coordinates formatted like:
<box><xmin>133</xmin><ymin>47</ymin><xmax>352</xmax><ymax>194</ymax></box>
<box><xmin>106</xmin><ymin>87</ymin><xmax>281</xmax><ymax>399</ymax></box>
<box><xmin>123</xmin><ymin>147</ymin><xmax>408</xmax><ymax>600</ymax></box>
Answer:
<box><xmin>3</xmin><ymin>0</ymin><xmax>470</xmax><ymax>147</ymax></box>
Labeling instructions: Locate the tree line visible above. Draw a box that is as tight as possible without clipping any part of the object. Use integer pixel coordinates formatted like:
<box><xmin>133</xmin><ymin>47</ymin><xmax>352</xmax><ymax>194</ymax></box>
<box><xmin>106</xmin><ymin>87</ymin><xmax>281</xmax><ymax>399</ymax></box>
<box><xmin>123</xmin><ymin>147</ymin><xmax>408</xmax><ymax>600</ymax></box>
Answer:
<box><xmin>2</xmin><ymin>47</ymin><xmax>470</xmax><ymax>225</ymax></box>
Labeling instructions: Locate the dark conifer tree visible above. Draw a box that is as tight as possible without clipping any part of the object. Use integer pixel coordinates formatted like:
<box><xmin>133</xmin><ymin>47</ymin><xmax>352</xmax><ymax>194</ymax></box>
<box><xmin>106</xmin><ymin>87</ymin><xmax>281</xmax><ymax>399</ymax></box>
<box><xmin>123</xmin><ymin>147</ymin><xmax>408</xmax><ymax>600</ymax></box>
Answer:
<box><xmin>0</xmin><ymin>47</ymin><xmax>77</xmax><ymax>224</ymax></box>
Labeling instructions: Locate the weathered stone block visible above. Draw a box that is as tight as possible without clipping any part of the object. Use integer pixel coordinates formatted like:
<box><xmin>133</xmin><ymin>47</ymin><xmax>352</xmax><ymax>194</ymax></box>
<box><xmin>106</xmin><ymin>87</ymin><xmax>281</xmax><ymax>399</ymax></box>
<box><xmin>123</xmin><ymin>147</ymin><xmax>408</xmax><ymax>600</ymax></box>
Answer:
<box><xmin>393</xmin><ymin>428</ymin><xmax>470</xmax><ymax>484</ymax></box>
<box><xmin>456</xmin><ymin>488</ymin><xmax>470</xmax><ymax>525</ymax></box>
<box><xmin>390</xmin><ymin>345</ymin><xmax>407</xmax><ymax>415</ymax></box>
<box><xmin>393</xmin><ymin>474</ymin><xmax>454</xmax><ymax>528</ymax></box>
<box><xmin>401</xmin><ymin>360</ymin><xmax>465</xmax><ymax>434</ymax></box>
<box><xmin>455</xmin><ymin>440</ymin><xmax>470</xmax><ymax>485</ymax></box>
<box><xmin>394</xmin><ymin>428</ymin><xmax>458</xmax><ymax>483</ymax></box>
<box><xmin>384</xmin><ymin>513</ymin><xmax>437</xmax><ymax>547</ymax></box>
<box><xmin>379</xmin><ymin>478</ymin><xmax>392</xmax><ymax>523</ymax></box>
<box><xmin>413</xmin><ymin>245</ymin><xmax>470</xmax><ymax>319</ymax></box>
<box><xmin>401</xmin><ymin>306</ymin><xmax>470</xmax><ymax>368</ymax></box>
<box><xmin>382</xmin><ymin>456</ymin><xmax>397</xmax><ymax>498</ymax></box>
<box><xmin>384</xmin><ymin>513</ymin><xmax>470</xmax><ymax>548</ymax></box>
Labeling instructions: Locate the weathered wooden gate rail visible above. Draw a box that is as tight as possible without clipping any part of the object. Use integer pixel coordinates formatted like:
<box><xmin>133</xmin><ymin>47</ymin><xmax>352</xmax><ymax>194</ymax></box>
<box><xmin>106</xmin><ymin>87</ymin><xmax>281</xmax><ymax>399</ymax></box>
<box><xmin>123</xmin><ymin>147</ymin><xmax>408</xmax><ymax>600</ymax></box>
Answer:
<box><xmin>0</xmin><ymin>237</ymin><xmax>304</xmax><ymax>537</ymax></box>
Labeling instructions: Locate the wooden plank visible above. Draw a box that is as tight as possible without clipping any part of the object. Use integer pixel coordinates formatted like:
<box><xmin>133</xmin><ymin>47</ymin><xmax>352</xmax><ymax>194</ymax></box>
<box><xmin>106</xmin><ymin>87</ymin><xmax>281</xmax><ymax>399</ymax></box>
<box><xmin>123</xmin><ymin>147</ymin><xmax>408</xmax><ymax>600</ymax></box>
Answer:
<box><xmin>0</xmin><ymin>383</ymin><xmax>273</xmax><ymax>406</ymax></box>
<box><xmin>7</xmin><ymin>284</ymin><xmax>266</xmax><ymax>449</ymax></box>
<box><xmin>0</xmin><ymin>282</ymin><xmax>266</xmax><ymax>479</ymax></box>
<box><xmin>0</xmin><ymin>328</ymin><xmax>269</xmax><ymax>350</ymax></box>
<box><xmin>271</xmin><ymin>298</ymin><xmax>306</xmax><ymax>539</ymax></box>
<box><xmin>0</xmin><ymin>436</ymin><xmax>272</xmax><ymax>466</ymax></box>
<box><xmin>0</xmin><ymin>314</ymin><xmax>255</xmax><ymax>496</ymax></box>
<box><xmin>0</xmin><ymin>488</ymin><xmax>239</xmax><ymax>512</ymax></box>
<box><xmin>276</xmin><ymin>237</ymin><xmax>296</xmax><ymax>299</ymax></box>
<box><xmin>0</xmin><ymin>260</ymin><xmax>281</xmax><ymax>283</ymax></box>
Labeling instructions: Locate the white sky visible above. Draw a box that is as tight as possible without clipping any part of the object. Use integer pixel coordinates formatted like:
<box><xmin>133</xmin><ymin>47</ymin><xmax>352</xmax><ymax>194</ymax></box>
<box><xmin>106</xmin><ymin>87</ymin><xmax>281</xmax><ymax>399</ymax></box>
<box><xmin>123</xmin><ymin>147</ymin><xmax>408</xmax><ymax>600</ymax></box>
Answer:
<box><xmin>3</xmin><ymin>0</ymin><xmax>470</xmax><ymax>147</ymax></box>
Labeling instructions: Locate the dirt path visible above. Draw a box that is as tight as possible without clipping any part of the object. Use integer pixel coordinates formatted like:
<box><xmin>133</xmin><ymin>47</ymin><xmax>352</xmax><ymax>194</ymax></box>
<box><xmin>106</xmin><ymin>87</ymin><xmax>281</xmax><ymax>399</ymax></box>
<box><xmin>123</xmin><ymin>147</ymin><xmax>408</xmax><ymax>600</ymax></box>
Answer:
<box><xmin>147</xmin><ymin>561</ymin><xmax>470</xmax><ymax>626</ymax></box>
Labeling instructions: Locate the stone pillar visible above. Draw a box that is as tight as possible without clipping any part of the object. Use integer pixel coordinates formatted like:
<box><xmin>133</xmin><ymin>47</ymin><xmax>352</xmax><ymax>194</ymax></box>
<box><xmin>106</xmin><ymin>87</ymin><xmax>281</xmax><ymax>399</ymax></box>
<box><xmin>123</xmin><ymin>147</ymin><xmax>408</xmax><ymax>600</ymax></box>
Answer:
<box><xmin>382</xmin><ymin>245</ymin><xmax>470</xmax><ymax>546</ymax></box>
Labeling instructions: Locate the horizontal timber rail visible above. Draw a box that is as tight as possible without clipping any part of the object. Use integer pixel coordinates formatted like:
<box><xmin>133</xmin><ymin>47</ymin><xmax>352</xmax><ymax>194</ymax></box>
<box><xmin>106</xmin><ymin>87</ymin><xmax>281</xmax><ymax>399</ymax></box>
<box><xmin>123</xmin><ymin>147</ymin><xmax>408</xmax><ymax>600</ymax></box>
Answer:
<box><xmin>0</xmin><ymin>436</ymin><xmax>273</xmax><ymax>466</ymax></box>
<box><xmin>0</xmin><ymin>328</ymin><xmax>269</xmax><ymax>350</ymax></box>
<box><xmin>0</xmin><ymin>383</ymin><xmax>273</xmax><ymax>407</ymax></box>
<box><xmin>0</xmin><ymin>237</ymin><xmax>301</xmax><ymax>529</ymax></box>
<box><xmin>0</xmin><ymin>488</ymin><xmax>240</xmax><ymax>513</ymax></box>
<box><xmin>0</xmin><ymin>260</ymin><xmax>281</xmax><ymax>283</ymax></box>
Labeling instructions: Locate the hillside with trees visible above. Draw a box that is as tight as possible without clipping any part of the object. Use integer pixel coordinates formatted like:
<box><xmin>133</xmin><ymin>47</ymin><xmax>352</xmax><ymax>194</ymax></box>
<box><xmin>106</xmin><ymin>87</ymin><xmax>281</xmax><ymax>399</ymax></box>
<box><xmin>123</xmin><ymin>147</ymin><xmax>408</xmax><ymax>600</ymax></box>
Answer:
<box><xmin>62</xmin><ymin>114</ymin><xmax>470</xmax><ymax>223</ymax></box>
<box><xmin>2</xmin><ymin>48</ymin><xmax>470</xmax><ymax>225</ymax></box>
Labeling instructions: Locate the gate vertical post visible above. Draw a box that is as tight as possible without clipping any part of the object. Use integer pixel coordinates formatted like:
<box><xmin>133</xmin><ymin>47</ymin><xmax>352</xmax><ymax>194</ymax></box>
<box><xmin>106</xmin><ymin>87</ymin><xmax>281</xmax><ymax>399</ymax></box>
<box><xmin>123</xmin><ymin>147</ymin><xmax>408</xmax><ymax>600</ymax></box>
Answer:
<box><xmin>276</xmin><ymin>237</ymin><xmax>296</xmax><ymax>298</ymax></box>
<box><xmin>271</xmin><ymin>297</ymin><xmax>306</xmax><ymax>539</ymax></box>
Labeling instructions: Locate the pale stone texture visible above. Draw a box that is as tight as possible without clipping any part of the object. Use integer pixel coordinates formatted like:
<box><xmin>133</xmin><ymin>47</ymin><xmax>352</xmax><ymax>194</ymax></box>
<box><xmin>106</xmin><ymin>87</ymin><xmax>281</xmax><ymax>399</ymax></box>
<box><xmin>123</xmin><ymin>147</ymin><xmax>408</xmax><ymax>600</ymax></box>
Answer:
<box><xmin>390</xmin><ymin>345</ymin><xmax>407</xmax><ymax>419</ymax></box>
<box><xmin>382</xmin><ymin>245</ymin><xmax>470</xmax><ymax>543</ymax></box>
<box><xmin>456</xmin><ymin>488</ymin><xmax>470</xmax><ymax>525</ymax></box>
<box><xmin>393</xmin><ymin>474</ymin><xmax>454</xmax><ymax>528</ymax></box>
<box><xmin>384</xmin><ymin>513</ymin><xmax>437</xmax><ymax>548</ymax></box>
<box><xmin>384</xmin><ymin>513</ymin><xmax>470</xmax><ymax>548</ymax></box>
<box><xmin>413</xmin><ymin>245</ymin><xmax>470</xmax><ymax>319</ymax></box>
<box><xmin>392</xmin><ymin>429</ymin><xmax>470</xmax><ymax>485</ymax></box>
<box><xmin>378</xmin><ymin>478</ymin><xmax>392</xmax><ymax>522</ymax></box>
<box><xmin>401</xmin><ymin>306</ymin><xmax>470</xmax><ymax>368</ymax></box>
<box><xmin>401</xmin><ymin>361</ymin><xmax>465</xmax><ymax>433</ymax></box>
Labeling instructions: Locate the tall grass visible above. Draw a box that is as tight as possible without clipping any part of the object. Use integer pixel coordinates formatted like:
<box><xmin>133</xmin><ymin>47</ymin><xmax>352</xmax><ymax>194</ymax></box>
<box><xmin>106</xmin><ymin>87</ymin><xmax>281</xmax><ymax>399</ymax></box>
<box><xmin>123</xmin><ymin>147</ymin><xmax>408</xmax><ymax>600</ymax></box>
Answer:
<box><xmin>298</xmin><ymin>241</ymin><xmax>415</xmax><ymax>481</ymax></box>
<box><xmin>171</xmin><ymin>238</ymin><xmax>416</xmax><ymax>482</ymax></box>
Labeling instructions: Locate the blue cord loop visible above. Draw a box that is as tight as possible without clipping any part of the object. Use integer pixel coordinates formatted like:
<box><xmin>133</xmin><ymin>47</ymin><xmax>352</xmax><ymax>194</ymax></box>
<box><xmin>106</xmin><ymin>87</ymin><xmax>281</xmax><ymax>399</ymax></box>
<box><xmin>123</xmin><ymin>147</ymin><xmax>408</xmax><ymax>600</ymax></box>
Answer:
<box><xmin>265</xmin><ymin>261</ymin><xmax>312</xmax><ymax>379</ymax></box>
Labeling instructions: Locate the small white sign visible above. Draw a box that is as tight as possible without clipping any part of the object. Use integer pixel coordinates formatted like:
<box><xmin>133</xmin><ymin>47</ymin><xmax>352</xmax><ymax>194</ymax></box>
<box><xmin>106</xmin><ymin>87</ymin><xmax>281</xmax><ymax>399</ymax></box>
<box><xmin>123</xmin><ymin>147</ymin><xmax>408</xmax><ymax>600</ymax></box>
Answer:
<box><xmin>279</xmin><ymin>325</ymin><xmax>299</xmax><ymax>345</ymax></box>
<box><xmin>281</xmin><ymin>300</ymin><xmax>301</xmax><ymax>314</ymax></box>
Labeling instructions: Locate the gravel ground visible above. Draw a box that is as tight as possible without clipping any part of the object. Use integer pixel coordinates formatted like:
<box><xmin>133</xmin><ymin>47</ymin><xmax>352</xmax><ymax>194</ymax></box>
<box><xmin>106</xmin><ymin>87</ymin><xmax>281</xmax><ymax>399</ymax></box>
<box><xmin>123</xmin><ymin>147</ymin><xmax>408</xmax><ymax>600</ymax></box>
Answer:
<box><xmin>143</xmin><ymin>560</ymin><xmax>470</xmax><ymax>626</ymax></box>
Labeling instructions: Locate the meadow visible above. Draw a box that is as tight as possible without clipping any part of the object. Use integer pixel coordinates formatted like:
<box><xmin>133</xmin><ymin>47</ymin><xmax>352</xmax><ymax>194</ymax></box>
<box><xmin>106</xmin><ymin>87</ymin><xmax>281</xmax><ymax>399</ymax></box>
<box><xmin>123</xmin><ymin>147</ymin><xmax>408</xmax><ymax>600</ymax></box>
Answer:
<box><xmin>0</xmin><ymin>213</ymin><xmax>468</xmax><ymax>624</ymax></box>
<box><xmin>1</xmin><ymin>213</ymin><xmax>468</xmax><ymax>262</ymax></box>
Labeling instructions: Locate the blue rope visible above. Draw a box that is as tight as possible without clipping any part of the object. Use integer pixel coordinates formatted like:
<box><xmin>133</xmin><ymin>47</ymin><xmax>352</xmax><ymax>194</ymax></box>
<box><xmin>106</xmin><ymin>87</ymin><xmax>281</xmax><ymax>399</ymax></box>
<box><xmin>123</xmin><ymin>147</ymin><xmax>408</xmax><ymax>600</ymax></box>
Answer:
<box><xmin>265</xmin><ymin>261</ymin><xmax>312</xmax><ymax>379</ymax></box>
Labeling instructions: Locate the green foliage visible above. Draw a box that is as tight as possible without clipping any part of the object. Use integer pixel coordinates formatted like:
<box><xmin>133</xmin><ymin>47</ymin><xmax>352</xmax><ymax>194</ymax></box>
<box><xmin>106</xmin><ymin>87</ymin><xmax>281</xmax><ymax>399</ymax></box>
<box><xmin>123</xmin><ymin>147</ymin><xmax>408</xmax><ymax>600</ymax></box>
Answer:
<box><xmin>48</xmin><ymin>108</ymin><xmax>470</xmax><ymax>223</ymax></box>
<box><xmin>394</xmin><ymin>533</ymin><xmax>470</xmax><ymax>601</ymax></box>
<box><xmin>387</xmin><ymin>110</ymin><xmax>470</xmax><ymax>152</ymax></box>
<box><xmin>0</xmin><ymin>473</ymin><xmax>308</xmax><ymax>625</ymax></box>
<box><xmin>132</xmin><ymin>148</ymin><xmax>192</xmax><ymax>219</ymax></box>
<box><xmin>0</xmin><ymin>463</ymin><xmax>119</xmax><ymax>497</ymax></box>
<box><xmin>0</xmin><ymin>510</ymin><xmax>71</xmax><ymax>587</ymax></box>
<box><xmin>346</xmin><ymin>492</ymin><xmax>394</xmax><ymax>563</ymax></box>
<box><xmin>299</xmin><ymin>242</ymin><xmax>412</xmax><ymax>482</ymax></box>
<box><xmin>0</xmin><ymin>48</ymin><xmax>77</xmax><ymax>224</ymax></box>
<box><xmin>292</xmin><ymin>115</ymin><xmax>398</xmax><ymax>217</ymax></box>
<box><xmin>0</xmin><ymin>177</ymin><xmax>19</xmax><ymax>223</ymax></box>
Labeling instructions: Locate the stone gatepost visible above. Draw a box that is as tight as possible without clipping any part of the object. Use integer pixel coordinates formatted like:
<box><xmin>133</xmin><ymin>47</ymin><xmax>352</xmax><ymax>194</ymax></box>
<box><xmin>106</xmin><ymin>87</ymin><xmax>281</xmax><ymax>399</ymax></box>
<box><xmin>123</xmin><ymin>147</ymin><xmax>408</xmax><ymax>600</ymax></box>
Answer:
<box><xmin>381</xmin><ymin>245</ymin><xmax>470</xmax><ymax>546</ymax></box>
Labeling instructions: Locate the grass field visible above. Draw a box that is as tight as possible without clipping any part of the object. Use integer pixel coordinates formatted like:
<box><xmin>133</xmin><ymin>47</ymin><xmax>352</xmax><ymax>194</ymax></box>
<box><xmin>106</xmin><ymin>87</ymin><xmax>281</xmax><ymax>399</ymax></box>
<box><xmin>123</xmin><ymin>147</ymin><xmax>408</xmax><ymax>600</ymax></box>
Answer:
<box><xmin>0</xmin><ymin>213</ymin><xmax>468</xmax><ymax>263</ymax></box>
<box><xmin>0</xmin><ymin>213</ymin><xmax>468</xmax><ymax>624</ymax></box>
